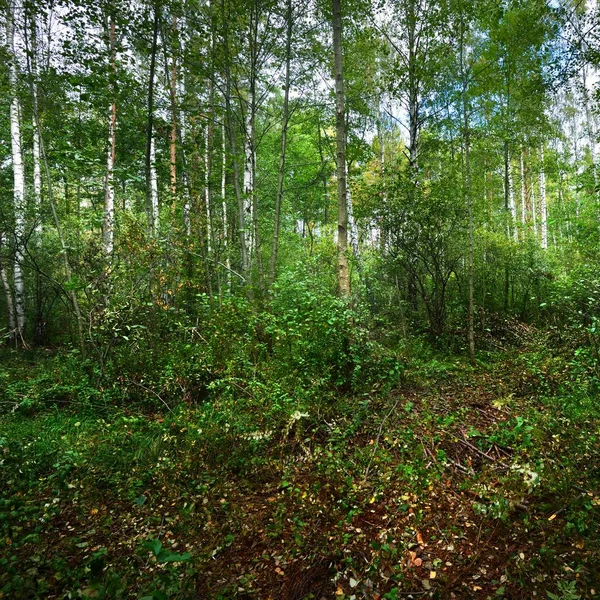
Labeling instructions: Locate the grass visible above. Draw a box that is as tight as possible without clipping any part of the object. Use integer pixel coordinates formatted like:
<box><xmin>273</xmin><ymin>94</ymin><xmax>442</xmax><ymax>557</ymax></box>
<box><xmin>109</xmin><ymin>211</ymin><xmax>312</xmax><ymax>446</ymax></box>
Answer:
<box><xmin>1</xmin><ymin>335</ymin><xmax>600</xmax><ymax>599</ymax></box>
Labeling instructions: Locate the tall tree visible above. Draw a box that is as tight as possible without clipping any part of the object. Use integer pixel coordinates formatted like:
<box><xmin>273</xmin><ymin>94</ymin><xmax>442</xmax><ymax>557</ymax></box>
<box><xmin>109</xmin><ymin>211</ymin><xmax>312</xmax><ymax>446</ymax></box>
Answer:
<box><xmin>333</xmin><ymin>0</ymin><xmax>350</xmax><ymax>297</ymax></box>
<box><xmin>7</xmin><ymin>0</ymin><xmax>26</xmax><ymax>340</ymax></box>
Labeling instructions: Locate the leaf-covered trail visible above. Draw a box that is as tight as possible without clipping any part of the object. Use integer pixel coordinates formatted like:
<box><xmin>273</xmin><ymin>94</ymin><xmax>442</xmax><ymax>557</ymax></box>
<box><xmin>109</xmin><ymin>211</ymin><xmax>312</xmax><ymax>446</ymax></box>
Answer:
<box><xmin>2</xmin><ymin>340</ymin><xmax>600</xmax><ymax>599</ymax></box>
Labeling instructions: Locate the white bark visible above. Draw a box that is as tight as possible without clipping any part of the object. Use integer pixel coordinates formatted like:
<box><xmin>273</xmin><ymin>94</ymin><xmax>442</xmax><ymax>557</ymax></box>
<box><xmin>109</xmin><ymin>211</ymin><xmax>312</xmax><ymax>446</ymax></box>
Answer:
<box><xmin>583</xmin><ymin>63</ymin><xmax>598</xmax><ymax>200</ymax></box>
<box><xmin>29</xmin><ymin>12</ymin><xmax>42</xmax><ymax>233</ymax></box>
<box><xmin>7</xmin><ymin>0</ymin><xmax>26</xmax><ymax>337</ymax></box>
<box><xmin>221</xmin><ymin>123</ymin><xmax>231</xmax><ymax>292</ymax></box>
<box><xmin>0</xmin><ymin>234</ymin><xmax>16</xmax><ymax>335</ymax></box>
<box><xmin>508</xmin><ymin>156</ymin><xmax>518</xmax><ymax>242</ymax></box>
<box><xmin>243</xmin><ymin>95</ymin><xmax>254</xmax><ymax>262</ymax></box>
<box><xmin>104</xmin><ymin>101</ymin><xmax>116</xmax><ymax>255</ymax></box>
<box><xmin>346</xmin><ymin>165</ymin><xmax>360</xmax><ymax>260</ymax></box>
<box><xmin>531</xmin><ymin>172</ymin><xmax>537</xmax><ymax>233</ymax></box>
<box><xmin>33</xmin><ymin>124</ymin><xmax>42</xmax><ymax>233</ymax></box>
<box><xmin>103</xmin><ymin>17</ymin><xmax>116</xmax><ymax>256</ymax></box>
<box><xmin>540</xmin><ymin>144</ymin><xmax>548</xmax><ymax>249</ymax></box>
<box><xmin>520</xmin><ymin>148</ymin><xmax>526</xmax><ymax>229</ymax></box>
<box><xmin>150</xmin><ymin>136</ymin><xmax>159</xmax><ymax>232</ymax></box>
<box><xmin>205</xmin><ymin>122</ymin><xmax>212</xmax><ymax>253</ymax></box>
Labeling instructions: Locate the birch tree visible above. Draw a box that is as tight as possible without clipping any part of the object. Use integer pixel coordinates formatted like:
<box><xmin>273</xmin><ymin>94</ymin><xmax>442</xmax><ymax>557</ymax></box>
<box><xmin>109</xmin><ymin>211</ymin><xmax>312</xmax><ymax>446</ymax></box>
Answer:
<box><xmin>332</xmin><ymin>0</ymin><xmax>350</xmax><ymax>297</ymax></box>
<box><xmin>7</xmin><ymin>0</ymin><xmax>26</xmax><ymax>340</ymax></box>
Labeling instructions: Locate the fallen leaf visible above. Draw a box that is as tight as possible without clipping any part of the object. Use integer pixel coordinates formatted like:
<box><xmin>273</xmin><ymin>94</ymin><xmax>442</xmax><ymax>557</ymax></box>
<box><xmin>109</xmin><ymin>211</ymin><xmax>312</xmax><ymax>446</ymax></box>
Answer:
<box><xmin>336</xmin><ymin>585</ymin><xmax>344</xmax><ymax>596</ymax></box>
<box><xmin>416</xmin><ymin>531</ymin><xmax>424</xmax><ymax>545</ymax></box>
<box><xmin>430</xmin><ymin>571</ymin><xmax>437</xmax><ymax>579</ymax></box>
<box><xmin>548</xmin><ymin>513</ymin><xmax>557</xmax><ymax>521</ymax></box>
<box><xmin>413</xmin><ymin>557</ymin><xmax>423</xmax><ymax>567</ymax></box>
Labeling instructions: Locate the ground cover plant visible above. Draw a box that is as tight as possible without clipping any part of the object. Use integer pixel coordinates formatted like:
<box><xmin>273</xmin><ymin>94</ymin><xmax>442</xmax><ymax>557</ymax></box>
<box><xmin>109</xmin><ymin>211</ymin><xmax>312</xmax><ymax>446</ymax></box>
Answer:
<box><xmin>2</xmin><ymin>314</ymin><xmax>600</xmax><ymax>599</ymax></box>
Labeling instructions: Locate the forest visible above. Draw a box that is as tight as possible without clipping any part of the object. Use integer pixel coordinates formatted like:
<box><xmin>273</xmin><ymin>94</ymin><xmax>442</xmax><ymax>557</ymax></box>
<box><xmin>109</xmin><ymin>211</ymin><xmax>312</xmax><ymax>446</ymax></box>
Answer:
<box><xmin>1</xmin><ymin>0</ymin><xmax>600</xmax><ymax>597</ymax></box>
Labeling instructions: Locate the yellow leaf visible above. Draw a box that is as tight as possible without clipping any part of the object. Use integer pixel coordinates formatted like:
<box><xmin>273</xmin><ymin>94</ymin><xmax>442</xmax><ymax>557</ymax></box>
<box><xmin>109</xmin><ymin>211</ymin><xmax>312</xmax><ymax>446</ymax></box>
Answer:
<box><xmin>336</xmin><ymin>585</ymin><xmax>344</xmax><ymax>595</ymax></box>
<box><xmin>548</xmin><ymin>513</ymin><xmax>557</xmax><ymax>521</ymax></box>
<box><xmin>430</xmin><ymin>570</ymin><xmax>437</xmax><ymax>579</ymax></box>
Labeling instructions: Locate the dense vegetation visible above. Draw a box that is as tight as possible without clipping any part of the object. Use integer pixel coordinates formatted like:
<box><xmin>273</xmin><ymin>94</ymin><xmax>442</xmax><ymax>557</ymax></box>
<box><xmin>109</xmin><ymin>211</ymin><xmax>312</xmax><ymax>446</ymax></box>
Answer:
<box><xmin>2</xmin><ymin>0</ymin><xmax>600</xmax><ymax>597</ymax></box>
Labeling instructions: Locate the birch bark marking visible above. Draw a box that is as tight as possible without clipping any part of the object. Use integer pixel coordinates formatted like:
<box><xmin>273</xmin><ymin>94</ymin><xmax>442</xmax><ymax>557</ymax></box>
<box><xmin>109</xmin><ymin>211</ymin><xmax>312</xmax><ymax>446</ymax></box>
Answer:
<box><xmin>520</xmin><ymin>147</ymin><xmax>526</xmax><ymax>230</ymax></box>
<box><xmin>221</xmin><ymin>122</ymin><xmax>231</xmax><ymax>292</ymax></box>
<box><xmin>332</xmin><ymin>0</ymin><xmax>350</xmax><ymax>297</ymax></box>
<box><xmin>540</xmin><ymin>144</ymin><xmax>548</xmax><ymax>249</ymax></box>
<box><xmin>0</xmin><ymin>234</ymin><xmax>16</xmax><ymax>336</ymax></box>
<box><xmin>145</xmin><ymin>1</ymin><xmax>159</xmax><ymax>234</ymax></box>
<box><xmin>169</xmin><ymin>13</ymin><xmax>179</xmax><ymax>203</ymax></box>
<box><xmin>508</xmin><ymin>153</ymin><xmax>518</xmax><ymax>242</ymax></box>
<box><xmin>29</xmin><ymin>12</ymin><xmax>42</xmax><ymax>234</ymax></box>
<box><xmin>150</xmin><ymin>137</ymin><xmax>159</xmax><ymax>230</ymax></box>
<box><xmin>7</xmin><ymin>0</ymin><xmax>26</xmax><ymax>338</ymax></box>
<box><xmin>104</xmin><ymin>15</ymin><xmax>117</xmax><ymax>256</ymax></box>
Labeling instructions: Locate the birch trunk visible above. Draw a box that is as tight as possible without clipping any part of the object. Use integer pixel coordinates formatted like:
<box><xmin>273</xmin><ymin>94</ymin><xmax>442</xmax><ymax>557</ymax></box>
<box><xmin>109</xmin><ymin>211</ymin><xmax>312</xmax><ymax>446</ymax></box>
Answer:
<box><xmin>150</xmin><ymin>137</ymin><xmax>159</xmax><ymax>230</ymax></box>
<box><xmin>145</xmin><ymin>1</ymin><xmax>159</xmax><ymax>234</ymax></box>
<box><xmin>531</xmin><ymin>176</ymin><xmax>537</xmax><ymax>235</ymax></box>
<box><xmin>7</xmin><ymin>0</ymin><xmax>26</xmax><ymax>338</ymax></box>
<box><xmin>205</xmin><ymin>124</ymin><xmax>212</xmax><ymax>253</ymax></box>
<box><xmin>0</xmin><ymin>234</ymin><xmax>16</xmax><ymax>336</ymax></box>
<box><xmin>221</xmin><ymin>0</ymin><xmax>249</xmax><ymax>278</ymax></box>
<box><xmin>103</xmin><ymin>15</ymin><xmax>116</xmax><ymax>256</ymax></box>
<box><xmin>582</xmin><ymin>65</ymin><xmax>598</xmax><ymax>201</ymax></box>
<box><xmin>508</xmin><ymin>155</ymin><xmax>518</xmax><ymax>242</ymax></box>
<box><xmin>540</xmin><ymin>144</ymin><xmax>548</xmax><ymax>249</ymax></box>
<box><xmin>169</xmin><ymin>14</ymin><xmax>178</xmax><ymax>203</ymax></box>
<box><xmin>29</xmin><ymin>13</ymin><xmax>42</xmax><ymax>234</ymax></box>
<box><xmin>221</xmin><ymin>122</ymin><xmax>231</xmax><ymax>292</ymax></box>
<box><xmin>520</xmin><ymin>147</ymin><xmax>526</xmax><ymax>230</ymax></box>
<box><xmin>460</xmin><ymin>17</ymin><xmax>475</xmax><ymax>366</ymax></box>
<box><xmin>332</xmin><ymin>0</ymin><xmax>350</xmax><ymax>297</ymax></box>
<box><xmin>269</xmin><ymin>0</ymin><xmax>292</xmax><ymax>285</ymax></box>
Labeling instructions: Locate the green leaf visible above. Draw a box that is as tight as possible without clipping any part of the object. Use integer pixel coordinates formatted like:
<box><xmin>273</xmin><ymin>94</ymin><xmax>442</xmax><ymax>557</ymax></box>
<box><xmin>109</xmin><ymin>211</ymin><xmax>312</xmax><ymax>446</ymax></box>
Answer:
<box><xmin>155</xmin><ymin>549</ymin><xmax>192</xmax><ymax>563</ymax></box>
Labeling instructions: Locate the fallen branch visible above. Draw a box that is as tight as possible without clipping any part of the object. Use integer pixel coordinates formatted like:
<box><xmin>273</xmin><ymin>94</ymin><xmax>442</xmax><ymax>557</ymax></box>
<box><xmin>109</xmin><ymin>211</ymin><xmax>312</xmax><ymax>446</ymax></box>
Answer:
<box><xmin>363</xmin><ymin>396</ymin><xmax>402</xmax><ymax>481</ymax></box>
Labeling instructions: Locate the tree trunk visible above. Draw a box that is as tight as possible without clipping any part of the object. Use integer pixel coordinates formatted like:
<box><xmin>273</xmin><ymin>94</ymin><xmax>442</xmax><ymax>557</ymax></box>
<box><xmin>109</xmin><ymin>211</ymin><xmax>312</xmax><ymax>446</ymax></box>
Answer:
<box><xmin>508</xmin><ymin>151</ymin><xmax>518</xmax><ymax>242</ymax></box>
<box><xmin>7</xmin><ymin>0</ymin><xmax>26</xmax><ymax>340</ymax></box>
<box><xmin>222</xmin><ymin>0</ymin><xmax>249</xmax><ymax>279</ymax></box>
<box><xmin>460</xmin><ymin>13</ymin><xmax>475</xmax><ymax>366</ymax></box>
<box><xmin>269</xmin><ymin>0</ymin><xmax>292</xmax><ymax>286</ymax></box>
<box><xmin>582</xmin><ymin>65</ymin><xmax>598</xmax><ymax>201</ymax></box>
<box><xmin>332</xmin><ymin>0</ymin><xmax>350</xmax><ymax>297</ymax></box>
<box><xmin>145</xmin><ymin>2</ymin><xmax>159</xmax><ymax>234</ymax></box>
<box><xmin>539</xmin><ymin>143</ymin><xmax>548</xmax><ymax>249</ymax></box>
<box><xmin>0</xmin><ymin>234</ymin><xmax>16</xmax><ymax>338</ymax></box>
<box><xmin>221</xmin><ymin>122</ymin><xmax>231</xmax><ymax>293</ymax></box>
<box><xmin>150</xmin><ymin>137</ymin><xmax>159</xmax><ymax>229</ymax></box>
<box><xmin>24</xmin><ymin>25</ymin><xmax>85</xmax><ymax>351</ymax></box>
<box><xmin>520</xmin><ymin>147</ymin><xmax>526</xmax><ymax>231</ymax></box>
<box><xmin>205</xmin><ymin>122</ymin><xmax>213</xmax><ymax>253</ymax></box>
<box><xmin>104</xmin><ymin>15</ymin><xmax>117</xmax><ymax>256</ymax></box>
<box><xmin>169</xmin><ymin>14</ymin><xmax>178</xmax><ymax>204</ymax></box>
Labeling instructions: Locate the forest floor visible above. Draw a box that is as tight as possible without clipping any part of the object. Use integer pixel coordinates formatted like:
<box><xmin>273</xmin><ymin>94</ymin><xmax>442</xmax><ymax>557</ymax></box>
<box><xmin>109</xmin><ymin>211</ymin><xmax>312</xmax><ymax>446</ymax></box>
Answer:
<box><xmin>1</xmin><ymin>327</ymin><xmax>600</xmax><ymax>599</ymax></box>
